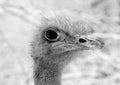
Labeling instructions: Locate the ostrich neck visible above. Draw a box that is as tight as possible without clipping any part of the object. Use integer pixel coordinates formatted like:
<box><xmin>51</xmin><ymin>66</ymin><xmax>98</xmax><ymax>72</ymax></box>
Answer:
<box><xmin>34</xmin><ymin>56</ymin><xmax>62</xmax><ymax>85</ymax></box>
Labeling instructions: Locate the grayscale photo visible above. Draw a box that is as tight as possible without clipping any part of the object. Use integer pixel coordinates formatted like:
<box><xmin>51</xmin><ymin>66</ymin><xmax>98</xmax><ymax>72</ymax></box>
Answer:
<box><xmin>0</xmin><ymin>0</ymin><xmax>120</xmax><ymax>85</ymax></box>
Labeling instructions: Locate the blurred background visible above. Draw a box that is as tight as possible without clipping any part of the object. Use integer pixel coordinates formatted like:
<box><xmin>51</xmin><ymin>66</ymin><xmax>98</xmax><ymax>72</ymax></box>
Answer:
<box><xmin>0</xmin><ymin>0</ymin><xmax>120</xmax><ymax>85</ymax></box>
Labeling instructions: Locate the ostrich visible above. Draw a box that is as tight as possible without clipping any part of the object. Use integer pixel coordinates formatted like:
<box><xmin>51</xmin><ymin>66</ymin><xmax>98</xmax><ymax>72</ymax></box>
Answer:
<box><xmin>31</xmin><ymin>11</ymin><xmax>104</xmax><ymax>85</ymax></box>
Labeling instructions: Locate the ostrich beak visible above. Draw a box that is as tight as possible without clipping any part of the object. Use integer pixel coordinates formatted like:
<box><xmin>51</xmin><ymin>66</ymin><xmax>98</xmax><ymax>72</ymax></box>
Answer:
<box><xmin>52</xmin><ymin>38</ymin><xmax>104</xmax><ymax>53</ymax></box>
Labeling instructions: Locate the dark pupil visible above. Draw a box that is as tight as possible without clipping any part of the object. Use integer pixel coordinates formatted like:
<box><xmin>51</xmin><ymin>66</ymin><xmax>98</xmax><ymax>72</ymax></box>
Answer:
<box><xmin>79</xmin><ymin>38</ymin><xmax>87</xmax><ymax>43</ymax></box>
<box><xmin>45</xmin><ymin>30</ymin><xmax>58</xmax><ymax>40</ymax></box>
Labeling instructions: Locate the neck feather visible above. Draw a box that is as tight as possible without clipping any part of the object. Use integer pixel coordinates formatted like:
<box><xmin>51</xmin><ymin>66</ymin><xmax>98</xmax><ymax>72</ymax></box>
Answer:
<box><xmin>34</xmin><ymin>56</ymin><xmax>62</xmax><ymax>85</ymax></box>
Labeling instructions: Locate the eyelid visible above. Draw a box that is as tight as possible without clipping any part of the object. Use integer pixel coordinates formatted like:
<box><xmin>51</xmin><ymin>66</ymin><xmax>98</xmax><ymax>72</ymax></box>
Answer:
<box><xmin>46</xmin><ymin>27</ymin><xmax>60</xmax><ymax>32</ymax></box>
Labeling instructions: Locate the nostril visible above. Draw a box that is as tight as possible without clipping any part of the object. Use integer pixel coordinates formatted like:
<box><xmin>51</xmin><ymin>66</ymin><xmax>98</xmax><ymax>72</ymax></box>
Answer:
<box><xmin>79</xmin><ymin>38</ymin><xmax>87</xmax><ymax>43</ymax></box>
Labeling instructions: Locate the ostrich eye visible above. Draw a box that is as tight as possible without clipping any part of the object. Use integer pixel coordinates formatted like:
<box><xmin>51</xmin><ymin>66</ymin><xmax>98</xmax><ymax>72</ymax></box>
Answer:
<box><xmin>45</xmin><ymin>29</ymin><xmax>59</xmax><ymax>42</ymax></box>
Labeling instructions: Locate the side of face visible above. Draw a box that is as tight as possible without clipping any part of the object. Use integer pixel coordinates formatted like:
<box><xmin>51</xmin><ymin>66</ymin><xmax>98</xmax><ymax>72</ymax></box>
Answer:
<box><xmin>31</xmin><ymin>12</ymin><xmax>104</xmax><ymax>62</ymax></box>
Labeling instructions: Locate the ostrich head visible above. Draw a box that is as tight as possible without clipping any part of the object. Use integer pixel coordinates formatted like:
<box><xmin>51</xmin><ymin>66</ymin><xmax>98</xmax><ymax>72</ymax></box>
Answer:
<box><xmin>31</xmin><ymin>10</ymin><xmax>104</xmax><ymax>85</ymax></box>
